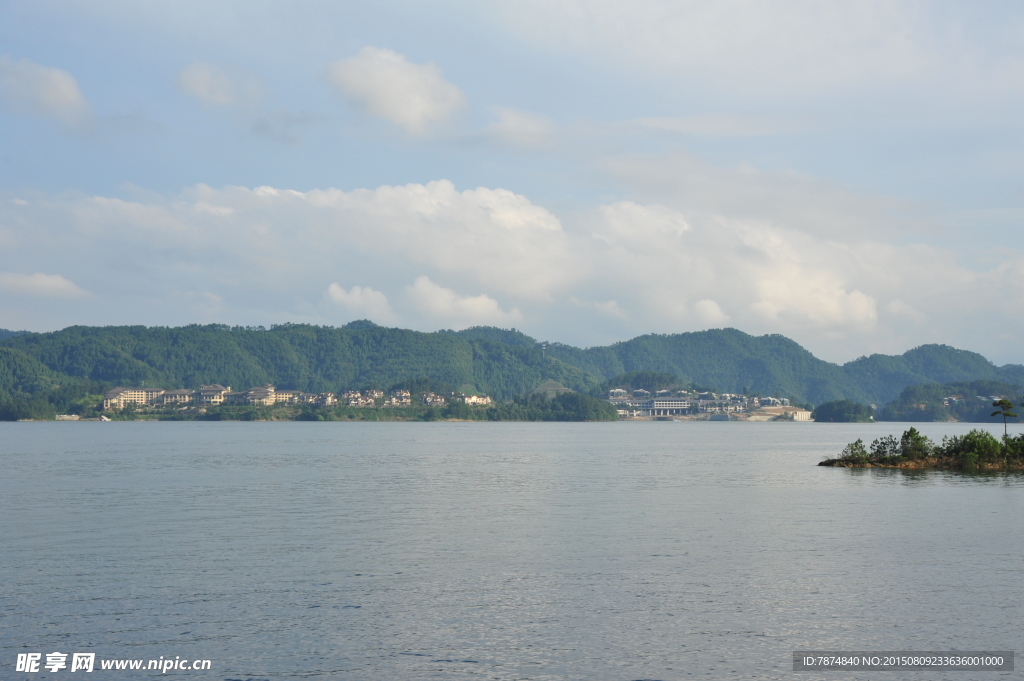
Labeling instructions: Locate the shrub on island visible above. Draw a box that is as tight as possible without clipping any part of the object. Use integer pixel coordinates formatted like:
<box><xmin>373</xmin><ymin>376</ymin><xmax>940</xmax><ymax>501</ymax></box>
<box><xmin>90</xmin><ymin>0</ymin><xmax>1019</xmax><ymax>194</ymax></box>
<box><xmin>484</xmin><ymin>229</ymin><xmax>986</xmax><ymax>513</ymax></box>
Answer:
<box><xmin>821</xmin><ymin>427</ymin><xmax>1024</xmax><ymax>470</ymax></box>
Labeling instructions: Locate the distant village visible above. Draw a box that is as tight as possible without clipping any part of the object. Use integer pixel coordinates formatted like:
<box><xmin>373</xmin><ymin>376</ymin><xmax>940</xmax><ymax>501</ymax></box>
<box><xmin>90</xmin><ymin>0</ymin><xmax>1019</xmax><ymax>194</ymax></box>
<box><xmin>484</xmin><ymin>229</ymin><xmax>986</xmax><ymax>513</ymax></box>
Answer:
<box><xmin>102</xmin><ymin>385</ymin><xmax>492</xmax><ymax>411</ymax></box>
<box><xmin>101</xmin><ymin>382</ymin><xmax>809</xmax><ymax>421</ymax></box>
<box><xmin>606</xmin><ymin>388</ymin><xmax>812</xmax><ymax>421</ymax></box>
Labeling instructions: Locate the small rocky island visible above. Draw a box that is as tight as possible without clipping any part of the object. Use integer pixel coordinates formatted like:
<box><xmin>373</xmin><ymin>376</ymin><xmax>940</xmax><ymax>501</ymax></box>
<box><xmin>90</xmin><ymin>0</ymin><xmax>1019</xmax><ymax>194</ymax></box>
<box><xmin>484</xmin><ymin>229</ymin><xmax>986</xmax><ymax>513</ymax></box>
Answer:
<box><xmin>820</xmin><ymin>427</ymin><xmax>1024</xmax><ymax>470</ymax></box>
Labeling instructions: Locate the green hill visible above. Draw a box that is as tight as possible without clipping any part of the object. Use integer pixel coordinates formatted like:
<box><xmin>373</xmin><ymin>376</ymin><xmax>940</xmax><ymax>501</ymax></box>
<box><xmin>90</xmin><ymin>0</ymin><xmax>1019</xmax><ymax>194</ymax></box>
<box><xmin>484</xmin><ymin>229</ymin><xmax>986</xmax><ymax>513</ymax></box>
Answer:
<box><xmin>545</xmin><ymin>330</ymin><xmax>1023</xmax><ymax>406</ymax></box>
<box><xmin>877</xmin><ymin>380</ymin><xmax>1021</xmax><ymax>422</ymax></box>
<box><xmin>0</xmin><ymin>322</ymin><xmax>599</xmax><ymax>408</ymax></box>
<box><xmin>453</xmin><ymin>326</ymin><xmax>539</xmax><ymax>348</ymax></box>
<box><xmin>547</xmin><ymin>329</ymin><xmax>855</xmax><ymax>404</ymax></box>
<box><xmin>841</xmin><ymin>345</ymin><xmax>1024</xmax><ymax>405</ymax></box>
<box><xmin>0</xmin><ymin>323</ymin><xmax>1021</xmax><ymax>418</ymax></box>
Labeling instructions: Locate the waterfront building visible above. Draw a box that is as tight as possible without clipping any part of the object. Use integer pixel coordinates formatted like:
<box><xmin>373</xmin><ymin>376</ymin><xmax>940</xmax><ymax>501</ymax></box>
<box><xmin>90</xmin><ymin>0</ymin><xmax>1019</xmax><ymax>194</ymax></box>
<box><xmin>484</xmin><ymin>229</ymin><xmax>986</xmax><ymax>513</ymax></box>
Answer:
<box><xmin>196</xmin><ymin>385</ymin><xmax>231</xmax><ymax>405</ymax></box>
<box><xmin>160</xmin><ymin>389</ymin><xmax>194</xmax><ymax>405</ymax></box>
<box><xmin>103</xmin><ymin>387</ymin><xmax>166</xmax><ymax>410</ymax></box>
<box><xmin>638</xmin><ymin>398</ymin><xmax>695</xmax><ymax>417</ymax></box>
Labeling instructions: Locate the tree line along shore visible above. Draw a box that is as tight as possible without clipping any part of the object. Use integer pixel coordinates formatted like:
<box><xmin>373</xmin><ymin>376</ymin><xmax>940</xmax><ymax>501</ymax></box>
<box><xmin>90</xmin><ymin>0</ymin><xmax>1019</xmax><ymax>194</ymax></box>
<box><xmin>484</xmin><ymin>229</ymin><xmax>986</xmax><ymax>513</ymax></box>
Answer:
<box><xmin>8</xmin><ymin>386</ymin><xmax>618</xmax><ymax>423</ymax></box>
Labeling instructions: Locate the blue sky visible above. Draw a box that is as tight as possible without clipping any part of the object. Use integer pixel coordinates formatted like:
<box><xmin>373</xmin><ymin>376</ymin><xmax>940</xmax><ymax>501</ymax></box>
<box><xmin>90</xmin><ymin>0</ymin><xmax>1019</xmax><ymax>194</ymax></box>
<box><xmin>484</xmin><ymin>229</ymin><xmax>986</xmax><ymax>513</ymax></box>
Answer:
<box><xmin>2</xmin><ymin>1</ymin><xmax>1023</xmax><ymax>363</ymax></box>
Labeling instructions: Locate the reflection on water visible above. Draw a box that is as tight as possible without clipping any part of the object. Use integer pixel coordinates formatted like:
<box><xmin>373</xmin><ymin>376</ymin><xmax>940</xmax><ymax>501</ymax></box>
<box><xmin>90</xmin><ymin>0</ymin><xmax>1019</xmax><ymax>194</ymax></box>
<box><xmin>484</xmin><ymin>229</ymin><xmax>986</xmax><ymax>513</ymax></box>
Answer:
<box><xmin>845</xmin><ymin>466</ymin><xmax>1024</xmax><ymax>485</ymax></box>
<box><xmin>2</xmin><ymin>421</ymin><xmax>1022</xmax><ymax>680</ymax></box>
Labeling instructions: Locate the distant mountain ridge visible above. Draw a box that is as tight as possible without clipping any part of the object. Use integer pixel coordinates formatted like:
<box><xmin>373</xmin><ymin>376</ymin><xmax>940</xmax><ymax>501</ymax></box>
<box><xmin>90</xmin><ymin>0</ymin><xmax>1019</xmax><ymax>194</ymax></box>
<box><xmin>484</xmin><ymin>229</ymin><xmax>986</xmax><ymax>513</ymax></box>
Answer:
<box><xmin>0</xmin><ymin>322</ymin><xmax>1021</xmax><ymax>409</ymax></box>
<box><xmin>543</xmin><ymin>329</ymin><xmax>1024</xmax><ymax>406</ymax></box>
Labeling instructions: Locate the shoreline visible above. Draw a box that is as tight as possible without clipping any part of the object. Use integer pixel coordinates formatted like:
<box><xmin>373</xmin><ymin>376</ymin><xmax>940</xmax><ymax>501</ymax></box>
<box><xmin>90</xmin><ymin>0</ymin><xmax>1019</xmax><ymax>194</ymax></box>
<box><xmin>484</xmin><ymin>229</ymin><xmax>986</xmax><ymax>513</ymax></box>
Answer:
<box><xmin>819</xmin><ymin>458</ymin><xmax>1024</xmax><ymax>471</ymax></box>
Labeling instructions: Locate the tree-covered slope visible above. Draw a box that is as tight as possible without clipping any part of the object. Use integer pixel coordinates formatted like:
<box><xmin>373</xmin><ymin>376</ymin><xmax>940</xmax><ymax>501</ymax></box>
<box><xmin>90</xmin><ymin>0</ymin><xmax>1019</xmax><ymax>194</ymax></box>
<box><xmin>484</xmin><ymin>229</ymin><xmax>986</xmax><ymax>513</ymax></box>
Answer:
<box><xmin>547</xmin><ymin>329</ymin><xmax>859</xmax><ymax>405</ymax></box>
<box><xmin>840</xmin><ymin>344</ymin><xmax>1024</xmax><ymax>405</ymax></box>
<box><xmin>0</xmin><ymin>323</ymin><xmax>1020</xmax><ymax>409</ymax></box>
<box><xmin>0</xmin><ymin>322</ymin><xmax>600</xmax><ymax>401</ymax></box>
<box><xmin>453</xmin><ymin>326</ymin><xmax>539</xmax><ymax>348</ymax></box>
<box><xmin>0</xmin><ymin>347</ymin><xmax>67</xmax><ymax>399</ymax></box>
<box><xmin>877</xmin><ymin>380</ymin><xmax>1022</xmax><ymax>423</ymax></box>
<box><xmin>545</xmin><ymin>330</ymin><xmax>1022</xmax><ymax>406</ymax></box>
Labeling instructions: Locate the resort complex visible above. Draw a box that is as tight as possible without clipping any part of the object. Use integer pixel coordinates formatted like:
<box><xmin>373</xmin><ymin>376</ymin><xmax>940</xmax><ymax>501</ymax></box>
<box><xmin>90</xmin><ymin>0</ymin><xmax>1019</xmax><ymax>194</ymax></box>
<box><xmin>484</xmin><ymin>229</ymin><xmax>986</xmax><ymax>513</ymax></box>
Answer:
<box><xmin>96</xmin><ymin>378</ymin><xmax>805</xmax><ymax>420</ymax></box>
<box><xmin>102</xmin><ymin>385</ymin><xmax>492</xmax><ymax>411</ymax></box>
<box><xmin>606</xmin><ymin>388</ymin><xmax>812</xmax><ymax>421</ymax></box>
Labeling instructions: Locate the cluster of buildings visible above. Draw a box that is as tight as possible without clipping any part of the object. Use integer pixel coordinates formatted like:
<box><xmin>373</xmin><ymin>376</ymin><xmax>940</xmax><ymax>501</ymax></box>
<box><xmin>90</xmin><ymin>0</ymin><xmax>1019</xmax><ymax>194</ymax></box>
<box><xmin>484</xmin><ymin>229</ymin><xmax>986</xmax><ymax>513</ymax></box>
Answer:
<box><xmin>906</xmin><ymin>394</ymin><xmax>1011</xmax><ymax>411</ymax></box>
<box><xmin>421</xmin><ymin>392</ymin><xmax>449</xmax><ymax>406</ymax></box>
<box><xmin>340</xmin><ymin>390</ymin><xmax>384</xmax><ymax>407</ymax></box>
<box><xmin>607</xmin><ymin>388</ymin><xmax>810</xmax><ymax>421</ymax></box>
<box><xmin>338</xmin><ymin>389</ymin><xmax>489</xmax><ymax>408</ymax></box>
<box><xmin>103</xmin><ymin>384</ymin><xmax>337</xmax><ymax>410</ymax></box>
<box><xmin>103</xmin><ymin>384</ymin><xmax>493</xmax><ymax>411</ymax></box>
<box><xmin>941</xmin><ymin>394</ymin><xmax>1006</xmax><ymax>408</ymax></box>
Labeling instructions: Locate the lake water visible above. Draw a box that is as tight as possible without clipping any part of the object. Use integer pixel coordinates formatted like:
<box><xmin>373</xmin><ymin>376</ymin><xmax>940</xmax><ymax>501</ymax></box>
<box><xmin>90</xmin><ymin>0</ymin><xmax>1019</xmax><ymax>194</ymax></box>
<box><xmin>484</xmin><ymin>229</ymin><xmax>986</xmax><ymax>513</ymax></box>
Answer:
<box><xmin>2</xmin><ymin>421</ymin><xmax>1022</xmax><ymax>680</ymax></box>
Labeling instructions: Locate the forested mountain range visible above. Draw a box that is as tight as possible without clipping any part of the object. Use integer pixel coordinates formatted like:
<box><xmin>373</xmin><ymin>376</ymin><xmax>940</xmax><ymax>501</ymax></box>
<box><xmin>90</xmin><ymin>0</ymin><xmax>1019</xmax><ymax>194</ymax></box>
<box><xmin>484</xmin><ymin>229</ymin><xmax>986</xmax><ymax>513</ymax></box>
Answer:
<box><xmin>539</xmin><ymin>329</ymin><xmax>1024</xmax><ymax>406</ymax></box>
<box><xmin>0</xmin><ymin>322</ymin><xmax>1021</xmax><ymax>410</ymax></box>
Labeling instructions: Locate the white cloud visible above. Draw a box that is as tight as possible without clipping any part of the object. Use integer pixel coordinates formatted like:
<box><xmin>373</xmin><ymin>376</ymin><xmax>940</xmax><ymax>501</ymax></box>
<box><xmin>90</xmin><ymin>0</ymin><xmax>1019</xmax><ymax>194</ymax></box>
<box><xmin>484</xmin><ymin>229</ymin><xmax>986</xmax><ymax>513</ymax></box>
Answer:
<box><xmin>488</xmin><ymin>107</ymin><xmax>554</xmax><ymax>145</ymax></box>
<box><xmin>588</xmin><ymin>201</ymin><xmax>881</xmax><ymax>335</ymax></box>
<box><xmin>4</xmin><ymin>180</ymin><xmax>1024</xmax><ymax>363</ymax></box>
<box><xmin>693</xmin><ymin>299</ymin><xmax>729</xmax><ymax>325</ymax></box>
<box><xmin>0</xmin><ymin>56</ymin><xmax>91</xmax><ymax>127</ymax></box>
<box><xmin>407</xmin><ymin>276</ymin><xmax>521</xmax><ymax>328</ymax></box>
<box><xmin>303</xmin><ymin>179</ymin><xmax>576</xmax><ymax>298</ymax></box>
<box><xmin>596</xmin><ymin>201</ymin><xmax>690</xmax><ymax>241</ymax></box>
<box><xmin>0</xmin><ymin>272</ymin><xmax>87</xmax><ymax>298</ymax></box>
<box><xmin>327</xmin><ymin>47</ymin><xmax>466</xmax><ymax>135</ymax></box>
<box><xmin>175</xmin><ymin>61</ymin><xmax>265</xmax><ymax>108</ymax></box>
<box><xmin>325</xmin><ymin>283</ymin><xmax>397</xmax><ymax>324</ymax></box>
<box><xmin>0</xmin><ymin>179</ymin><xmax>576</xmax><ymax>305</ymax></box>
<box><xmin>193</xmin><ymin>201</ymin><xmax>235</xmax><ymax>216</ymax></box>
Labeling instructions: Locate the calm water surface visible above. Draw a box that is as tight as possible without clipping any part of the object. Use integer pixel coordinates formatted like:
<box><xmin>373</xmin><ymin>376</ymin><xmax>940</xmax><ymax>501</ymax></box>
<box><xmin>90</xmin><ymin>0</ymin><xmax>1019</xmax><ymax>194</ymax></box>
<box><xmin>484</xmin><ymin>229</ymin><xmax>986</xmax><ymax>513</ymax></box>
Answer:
<box><xmin>2</xmin><ymin>421</ymin><xmax>1022</xmax><ymax>680</ymax></box>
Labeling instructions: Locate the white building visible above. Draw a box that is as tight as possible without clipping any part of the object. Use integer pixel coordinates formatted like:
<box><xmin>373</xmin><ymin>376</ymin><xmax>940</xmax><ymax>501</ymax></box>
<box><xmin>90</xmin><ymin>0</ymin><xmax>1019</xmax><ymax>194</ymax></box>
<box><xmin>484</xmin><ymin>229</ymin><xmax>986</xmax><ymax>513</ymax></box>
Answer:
<box><xmin>457</xmin><ymin>394</ymin><xmax>493</xmax><ymax>406</ymax></box>
<box><xmin>160</xmin><ymin>389</ymin><xmax>194</xmax><ymax>405</ymax></box>
<box><xmin>196</xmin><ymin>385</ymin><xmax>231</xmax><ymax>405</ymax></box>
<box><xmin>638</xmin><ymin>398</ymin><xmax>695</xmax><ymax>416</ymax></box>
<box><xmin>103</xmin><ymin>387</ymin><xmax>165</xmax><ymax>410</ymax></box>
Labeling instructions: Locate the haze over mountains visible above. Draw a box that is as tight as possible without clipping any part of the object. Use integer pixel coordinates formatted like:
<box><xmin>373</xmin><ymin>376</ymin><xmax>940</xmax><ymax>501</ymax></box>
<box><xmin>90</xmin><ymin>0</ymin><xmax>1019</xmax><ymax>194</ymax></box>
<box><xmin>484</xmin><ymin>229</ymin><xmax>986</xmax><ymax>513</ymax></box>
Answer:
<box><xmin>1</xmin><ymin>323</ymin><xmax>1021</xmax><ymax>408</ymax></box>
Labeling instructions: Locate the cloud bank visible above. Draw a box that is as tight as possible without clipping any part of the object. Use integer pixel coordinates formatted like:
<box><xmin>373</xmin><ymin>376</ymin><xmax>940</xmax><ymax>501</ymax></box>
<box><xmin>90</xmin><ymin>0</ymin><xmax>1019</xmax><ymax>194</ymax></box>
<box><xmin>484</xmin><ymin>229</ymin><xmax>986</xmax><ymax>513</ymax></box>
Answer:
<box><xmin>2</xmin><ymin>178</ymin><xmax>1023</xmax><ymax>362</ymax></box>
